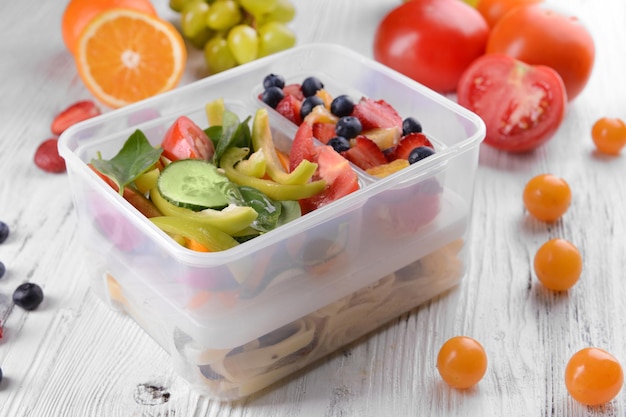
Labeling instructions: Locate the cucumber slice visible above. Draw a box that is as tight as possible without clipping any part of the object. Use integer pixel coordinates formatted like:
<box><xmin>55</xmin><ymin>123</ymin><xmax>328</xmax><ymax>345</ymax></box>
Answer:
<box><xmin>157</xmin><ymin>159</ymin><xmax>235</xmax><ymax>211</ymax></box>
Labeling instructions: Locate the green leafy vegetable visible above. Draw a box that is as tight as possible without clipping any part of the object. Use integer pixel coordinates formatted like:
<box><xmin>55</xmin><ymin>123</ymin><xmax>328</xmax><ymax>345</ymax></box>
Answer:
<box><xmin>91</xmin><ymin>130</ymin><xmax>162</xmax><ymax>195</ymax></box>
<box><xmin>210</xmin><ymin>111</ymin><xmax>252</xmax><ymax>166</ymax></box>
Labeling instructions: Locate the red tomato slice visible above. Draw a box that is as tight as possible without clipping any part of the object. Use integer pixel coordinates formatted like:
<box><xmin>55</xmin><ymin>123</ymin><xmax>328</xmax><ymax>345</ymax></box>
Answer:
<box><xmin>161</xmin><ymin>116</ymin><xmax>215</xmax><ymax>161</ymax></box>
<box><xmin>289</xmin><ymin>122</ymin><xmax>317</xmax><ymax>172</ymax></box>
<box><xmin>457</xmin><ymin>54</ymin><xmax>566</xmax><ymax>152</ymax></box>
<box><xmin>290</xmin><ymin>123</ymin><xmax>360</xmax><ymax>214</ymax></box>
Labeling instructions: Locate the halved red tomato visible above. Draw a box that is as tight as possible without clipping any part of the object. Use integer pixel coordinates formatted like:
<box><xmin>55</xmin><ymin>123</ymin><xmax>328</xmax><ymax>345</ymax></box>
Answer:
<box><xmin>161</xmin><ymin>116</ymin><xmax>215</xmax><ymax>161</ymax></box>
<box><xmin>290</xmin><ymin>123</ymin><xmax>360</xmax><ymax>214</ymax></box>
<box><xmin>457</xmin><ymin>54</ymin><xmax>567</xmax><ymax>152</ymax></box>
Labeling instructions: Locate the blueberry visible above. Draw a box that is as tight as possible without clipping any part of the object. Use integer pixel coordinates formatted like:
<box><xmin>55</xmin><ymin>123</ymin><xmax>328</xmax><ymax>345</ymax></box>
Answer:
<box><xmin>327</xmin><ymin>136</ymin><xmax>351</xmax><ymax>153</ymax></box>
<box><xmin>0</xmin><ymin>367</ymin><xmax>3</xmax><ymax>383</ymax></box>
<box><xmin>408</xmin><ymin>146</ymin><xmax>435</xmax><ymax>164</ymax></box>
<box><xmin>301</xmin><ymin>76</ymin><xmax>324</xmax><ymax>97</ymax></box>
<box><xmin>330</xmin><ymin>95</ymin><xmax>354</xmax><ymax>117</ymax></box>
<box><xmin>335</xmin><ymin>116</ymin><xmax>362</xmax><ymax>139</ymax></box>
<box><xmin>13</xmin><ymin>282</ymin><xmax>44</xmax><ymax>311</ymax></box>
<box><xmin>263</xmin><ymin>73</ymin><xmax>285</xmax><ymax>90</ymax></box>
<box><xmin>261</xmin><ymin>86</ymin><xmax>285</xmax><ymax>109</ymax></box>
<box><xmin>0</xmin><ymin>221</ymin><xmax>8</xmax><ymax>244</ymax></box>
<box><xmin>402</xmin><ymin>117</ymin><xmax>423</xmax><ymax>136</ymax></box>
<box><xmin>0</xmin><ymin>261</ymin><xmax>5</xmax><ymax>279</ymax></box>
<box><xmin>300</xmin><ymin>95</ymin><xmax>325</xmax><ymax>120</ymax></box>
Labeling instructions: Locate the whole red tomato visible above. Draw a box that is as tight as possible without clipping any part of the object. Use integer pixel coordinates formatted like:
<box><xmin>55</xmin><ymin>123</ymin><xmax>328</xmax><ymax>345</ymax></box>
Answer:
<box><xmin>457</xmin><ymin>54</ymin><xmax>567</xmax><ymax>152</ymax></box>
<box><xmin>374</xmin><ymin>0</ymin><xmax>489</xmax><ymax>93</ymax></box>
<box><xmin>486</xmin><ymin>5</ymin><xmax>595</xmax><ymax>101</ymax></box>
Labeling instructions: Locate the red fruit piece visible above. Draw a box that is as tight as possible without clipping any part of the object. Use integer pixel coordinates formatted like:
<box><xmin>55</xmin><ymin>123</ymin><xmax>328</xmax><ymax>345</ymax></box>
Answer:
<box><xmin>351</xmin><ymin>97</ymin><xmax>402</xmax><ymax>131</ymax></box>
<box><xmin>312</xmin><ymin>122</ymin><xmax>337</xmax><ymax>144</ymax></box>
<box><xmin>50</xmin><ymin>100</ymin><xmax>100</xmax><ymax>135</ymax></box>
<box><xmin>161</xmin><ymin>116</ymin><xmax>214</xmax><ymax>162</ymax></box>
<box><xmin>289</xmin><ymin>123</ymin><xmax>359</xmax><ymax>214</ymax></box>
<box><xmin>34</xmin><ymin>138</ymin><xmax>66</xmax><ymax>173</ymax></box>
<box><xmin>283</xmin><ymin>83</ymin><xmax>305</xmax><ymax>101</ymax></box>
<box><xmin>387</xmin><ymin>132</ymin><xmax>434</xmax><ymax>161</ymax></box>
<box><xmin>342</xmin><ymin>136</ymin><xmax>388</xmax><ymax>170</ymax></box>
<box><xmin>276</xmin><ymin>95</ymin><xmax>303</xmax><ymax>125</ymax></box>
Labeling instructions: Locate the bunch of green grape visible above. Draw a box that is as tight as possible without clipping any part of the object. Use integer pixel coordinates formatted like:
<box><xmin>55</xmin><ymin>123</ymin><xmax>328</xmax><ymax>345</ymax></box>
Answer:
<box><xmin>170</xmin><ymin>0</ymin><xmax>297</xmax><ymax>74</ymax></box>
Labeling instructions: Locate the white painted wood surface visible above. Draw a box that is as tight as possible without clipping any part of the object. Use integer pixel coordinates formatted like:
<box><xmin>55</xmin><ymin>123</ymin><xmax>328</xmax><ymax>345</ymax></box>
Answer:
<box><xmin>1</xmin><ymin>0</ymin><xmax>625</xmax><ymax>415</ymax></box>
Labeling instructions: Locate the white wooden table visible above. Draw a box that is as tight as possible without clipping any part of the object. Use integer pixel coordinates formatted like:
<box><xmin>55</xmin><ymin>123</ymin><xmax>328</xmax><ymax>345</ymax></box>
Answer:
<box><xmin>1</xmin><ymin>0</ymin><xmax>625</xmax><ymax>415</ymax></box>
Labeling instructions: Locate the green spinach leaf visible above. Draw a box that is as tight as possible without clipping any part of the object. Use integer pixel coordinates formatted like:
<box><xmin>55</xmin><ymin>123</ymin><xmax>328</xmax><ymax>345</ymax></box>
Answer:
<box><xmin>91</xmin><ymin>129</ymin><xmax>162</xmax><ymax>195</ymax></box>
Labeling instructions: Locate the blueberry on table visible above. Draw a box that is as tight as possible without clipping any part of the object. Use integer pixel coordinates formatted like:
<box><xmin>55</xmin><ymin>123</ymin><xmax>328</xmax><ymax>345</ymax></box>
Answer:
<box><xmin>0</xmin><ymin>221</ymin><xmax>9</xmax><ymax>244</ymax></box>
<box><xmin>335</xmin><ymin>116</ymin><xmax>362</xmax><ymax>139</ymax></box>
<box><xmin>402</xmin><ymin>117</ymin><xmax>423</xmax><ymax>135</ymax></box>
<box><xmin>12</xmin><ymin>282</ymin><xmax>44</xmax><ymax>311</ymax></box>
<box><xmin>408</xmin><ymin>146</ymin><xmax>435</xmax><ymax>164</ymax></box>
<box><xmin>261</xmin><ymin>86</ymin><xmax>285</xmax><ymax>108</ymax></box>
<box><xmin>263</xmin><ymin>73</ymin><xmax>285</xmax><ymax>89</ymax></box>
<box><xmin>300</xmin><ymin>95</ymin><xmax>325</xmax><ymax>120</ymax></box>
<box><xmin>330</xmin><ymin>95</ymin><xmax>355</xmax><ymax>118</ymax></box>
<box><xmin>0</xmin><ymin>261</ymin><xmax>5</xmax><ymax>279</ymax></box>
<box><xmin>301</xmin><ymin>76</ymin><xmax>324</xmax><ymax>97</ymax></box>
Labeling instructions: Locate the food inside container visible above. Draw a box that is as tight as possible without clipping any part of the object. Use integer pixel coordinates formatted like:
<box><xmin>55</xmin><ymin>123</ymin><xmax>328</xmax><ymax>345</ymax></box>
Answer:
<box><xmin>58</xmin><ymin>43</ymin><xmax>485</xmax><ymax>401</ymax></box>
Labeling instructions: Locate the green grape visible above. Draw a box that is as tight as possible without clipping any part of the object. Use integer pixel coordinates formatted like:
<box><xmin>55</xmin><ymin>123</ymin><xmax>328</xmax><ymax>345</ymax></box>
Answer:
<box><xmin>206</xmin><ymin>0</ymin><xmax>242</xmax><ymax>31</ymax></box>
<box><xmin>239</xmin><ymin>0</ymin><xmax>277</xmax><ymax>17</ymax></box>
<box><xmin>257</xmin><ymin>21</ymin><xmax>296</xmax><ymax>58</ymax></box>
<box><xmin>227</xmin><ymin>24</ymin><xmax>259</xmax><ymax>65</ymax></box>
<box><xmin>204</xmin><ymin>36</ymin><xmax>238</xmax><ymax>74</ymax></box>
<box><xmin>257</xmin><ymin>0</ymin><xmax>295</xmax><ymax>24</ymax></box>
<box><xmin>181</xmin><ymin>0</ymin><xmax>213</xmax><ymax>46</ymax></box>
<box><xmin>170</xmin><ymin>0</ymin><xmax>196</xmax><ymax>13</ymax></box>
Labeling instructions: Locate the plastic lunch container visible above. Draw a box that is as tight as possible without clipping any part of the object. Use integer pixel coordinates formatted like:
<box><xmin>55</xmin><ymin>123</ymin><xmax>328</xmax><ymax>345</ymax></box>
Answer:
<box><xmin>58</xmin><ymin>43</ymin><xmax>485</xmax><ymax>401</ymax></box>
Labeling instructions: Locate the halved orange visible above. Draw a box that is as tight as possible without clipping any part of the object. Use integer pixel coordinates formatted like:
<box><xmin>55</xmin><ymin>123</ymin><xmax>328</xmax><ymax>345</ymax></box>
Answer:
<box><xmin>61</xmin><ymin>0</ymin><xmax>157</xmax><ymax>55</ymax></box>
<box><xmin>74</xmin><ymin>8</ymin><xmax>187</xmax><ymax>108</ymax></box>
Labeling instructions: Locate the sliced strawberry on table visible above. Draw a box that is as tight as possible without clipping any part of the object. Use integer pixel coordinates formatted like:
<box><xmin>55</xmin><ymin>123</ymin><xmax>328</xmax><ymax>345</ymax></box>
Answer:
<box><xmin>34</xmin><ymin>138</ymin><xmax>66</xmax><ymax>173</ymax></box>
<box><xmin>351</xmin><ymin>97</ymin><xmax>403</xmax><ymax>131</ymax></box>
<box><xmin>386</xmin><ymin>132</ymin><xmax>434</xmax><ymax>162</ymax></box>
<box><xmin>341</xmin><ymin>136</ymin><xmax>388</xmax><ymax>170</ymax></box>
<box><xmin>290</xmin><ymin>123</ymin><xmax>359</xmax><ymax>214</ymax></box>
<box><xmin>276</xmin><ymin>95</ymin><xmax>303</xmax><ymax>125</ymax></box>
<box><xmin>51</xmin><ymin>100</ymin><xmax>101</xmax><ymax>135</ymax></box>
<box><xmin>283</xmin><ymin>83</ymin><xmax>305</xmax><ymax>101</ymax></box>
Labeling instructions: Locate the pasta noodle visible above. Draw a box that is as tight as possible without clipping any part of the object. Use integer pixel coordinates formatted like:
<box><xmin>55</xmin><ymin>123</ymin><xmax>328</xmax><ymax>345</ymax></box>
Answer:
<box><xmin>106</xmin><ymin>238</ymin><xmax>465</xmax><ymax>400</ymax></box>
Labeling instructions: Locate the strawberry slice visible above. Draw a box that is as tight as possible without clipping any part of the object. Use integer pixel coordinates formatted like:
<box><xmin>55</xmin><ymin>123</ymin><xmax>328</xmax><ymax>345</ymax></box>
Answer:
<box><xmin>341</xmin><ymin>136</ymin><xmax>388</xmax><ymax>170</ymax></box>
<box><xmin>351</xmin><ymin>97</ymin><xmax>402</xmax><ymax>131</ymax></box>
<box><xmin>34</xmin><ymin>138</ymin><xmax>66</xmax><ymax>173</ymax></box>
<box><xmin>312</xmin><ymin>122</ymin><xmax>337</xmax><ymax>144</ymax></box>
<box><xmin>387</xmin><ymin>132</ymin><xmax>434</xmax><ymax>161</ymax></box>
<box><xmin>283</xmin><ymin>83</ymin><xmax>305</xmax><ymax>101</ymax></box>
<box><xmin>275</xmin><ymin>95</ymin><xmax>303</xmax><ymax>125</ymax></box>
<box><xmin>51</xmin><ymin>100</ymin><xmax>101</xmax><ymax>135</ymax></box>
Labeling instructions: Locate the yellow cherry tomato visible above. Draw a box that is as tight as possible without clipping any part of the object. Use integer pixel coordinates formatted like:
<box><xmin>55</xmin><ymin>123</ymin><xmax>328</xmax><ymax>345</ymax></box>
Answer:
<box><xmin>437</xmin><ymin>336</ymin><xmax>488</xmax><ymax>389</ymax></box>
<box><xmin>565</xmin><ymin>347</ymin><xmax>624</xmax><ymax>406</ymax></box>
<box><xmin>591</xmin><ymin>117</ymin><xmax>626</xmax><ymax>155</ymax></box>
<box><xmin>523</xmin><ymin>174</ymin><xmax>571</xmax><ymax>222</ymax></box>
<box><xmin>534</xmin><ymin>238</ymin><xmax>582</xmax><ymax>291</ymax></box>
